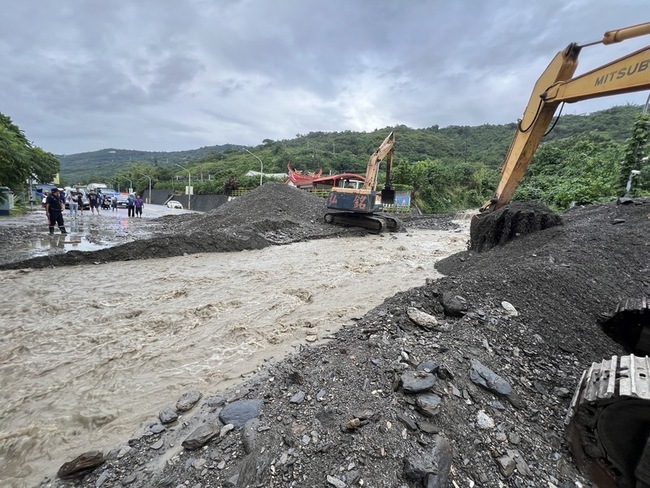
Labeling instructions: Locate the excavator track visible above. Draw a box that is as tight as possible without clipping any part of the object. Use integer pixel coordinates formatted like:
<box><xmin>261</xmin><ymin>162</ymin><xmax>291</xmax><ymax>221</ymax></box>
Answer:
<box><xmin>565</xmin><ymin>354</ymin><xmax>650</xmax><ymax>487</ymax></box>
<box><xmin>598</xmin><ymin>298</ymin><xmax>650</xmax><ymax>356</ymax></box>
<box><xmin>324</xmin><ymin>212</ymin><xmax>402</xmax><ymax>234</ymax></box>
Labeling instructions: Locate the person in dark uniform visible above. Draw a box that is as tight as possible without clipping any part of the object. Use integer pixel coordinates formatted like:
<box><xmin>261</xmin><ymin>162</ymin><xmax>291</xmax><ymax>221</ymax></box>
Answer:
<box><xmin>45</xmin><ymin>188</ymin><xmax>67</xmax><ymax>234</ymax></box>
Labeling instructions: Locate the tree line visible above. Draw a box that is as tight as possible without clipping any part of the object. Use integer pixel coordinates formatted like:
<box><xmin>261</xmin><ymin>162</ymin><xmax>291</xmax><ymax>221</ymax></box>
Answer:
<box><xmin>2</xmin><ymin>104</ymin><xmax>650</xmax><ymax>212</ymax></box>
<box><xmin>0</xmin><ymin>113</ymin><xmax>60</xmax><ymax>203</ymax></box>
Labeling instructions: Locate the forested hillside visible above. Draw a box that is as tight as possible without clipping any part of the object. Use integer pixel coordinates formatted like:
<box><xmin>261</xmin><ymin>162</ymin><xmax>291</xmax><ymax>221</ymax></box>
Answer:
<box><xmin>57</xmin><ymin>104</ymin><xmax>650</xmax><ymax>213</ymax></box>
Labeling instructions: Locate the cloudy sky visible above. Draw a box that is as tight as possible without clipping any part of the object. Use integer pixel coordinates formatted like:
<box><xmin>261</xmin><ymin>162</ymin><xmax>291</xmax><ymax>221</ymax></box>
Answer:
<box><xmin>2</xmin><ymin>1</ymin><xmax>649</xmax><ymax>155</ymax></box>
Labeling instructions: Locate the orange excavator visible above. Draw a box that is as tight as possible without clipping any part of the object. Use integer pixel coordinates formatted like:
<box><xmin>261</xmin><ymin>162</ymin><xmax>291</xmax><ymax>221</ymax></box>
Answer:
<box><xmin>469</xmin><ymin>22</ymin><xmax>650</xmax><ymax>487</ymax></box>
<box><xmin>324</xmin><ymin>131</ymin><xmax>401</xmax><ymax>233</ymax></box>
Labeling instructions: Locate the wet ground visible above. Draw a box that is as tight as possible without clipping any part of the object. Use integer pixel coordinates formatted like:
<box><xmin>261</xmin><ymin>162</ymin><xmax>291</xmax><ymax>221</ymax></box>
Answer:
<box><xmin>0</xmin><ymin>205</ymin><xmax>194</xmax><ymax>265</ymax></box>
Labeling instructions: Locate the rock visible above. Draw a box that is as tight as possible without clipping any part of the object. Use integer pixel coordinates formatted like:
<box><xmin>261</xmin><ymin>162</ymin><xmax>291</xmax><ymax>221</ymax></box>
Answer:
<box><xmin>122</xmin><ymin>473</ymin><xmax>137</xmax><ymax>485</ymax></box>
<box><xmin>95</xmin><ymin>470</ymin><xmax>110</xmax><ymax>487</ymax></box>
<box><xmin>149</xmin><ymin>422</ymin><xmax>166</xmax><ymax>434</ymax></box>
<box><xmin>290</xmin><ymin>391</ymin><xmax>305</xmax><ymax>404</ymax></box>
<box><xmin>401</xmin><ymin>371</ymin><xmax>437</xmax><ymax>393</ymax></box>
<box><xmin>326</xmin><ymin>474</ymin><xmax>347</xmax><ymax>487</ymax></box>
<box><xmin>57</xmin><ymin>450</ymin><xmax>105</xmax><ymax>479</ymax></box>
<box><xmin>496</xmin><ymin>454</ymin><xmax>516</xmax><ymax>477</ymax></box>
<box><xmin>407</xmin><ymin>307</ymin><xmax>439</xmax><ymax>329</ymax></box>
<box><xmin>181</xmin><ymin>424</ymin><xmax>218</xmax><ymax>450</ymax></box>
<box><xmin>176</xmin><ymin>390</ymin><xmax>203</xmax><ymax>412</ymax></box>
<box><xmin>415</xmin><ymin>393</ymin><xmax>442</xmax><ymax>417</ymax></box>
<box><xmin>220</xmin><ymin>423</ymin><xmax>235</xmax><ymax>437</ymax></box>
<box><xmin>440</xmin><ymin>292</ymin><xmax>467</xmax><ymax>317</ymax></box>
<box><xmin>396</xmin><ymin>411</ymin><xmax>417</xmax><ymax>431</ymax></box>
<box><xmin>218</xmin><ymin>399</ymin><xmax>263</xmax><ymax>427</ymax></box>
<box><xmin>469</xmin><ymin>359</ymin><xmax>523</xmax><ymax>408</ymax></box>
<box><xmin>204</xmin><ymin>395</ymin><xmax>226</xmax><ymax>408</ymax></box>
<box><xmin>242</xmin><ymin>418</ymin><xmax>260</xmax><ymax>454</ymax></box>
<box><xmin>403</xmin><ymin>435</ymin><xmax>452</xmax><ymax>487</ymax></box>
<box><xmin>159</xmin><ymin>406</ymin><xmax>179</xmax><ymax>424</ymax></box>
<box><xmin>501</xmin><ymin>300</ymin><xmax>519</xmax><ymax>316</ymax></box>
<box><xmin>417</xmin><ymin>420</ymin><xmax>441</xmax><ymax>434</ymax></box>
<box><xmin>476</xmin><ymin>410</ymin><xmax>495</xmax><ymax>430</ymax></box>
<box><xmin>416</xmin><ymin>359</ymin><xmax>440</xmax><ymax>374</ymax></box>
<box><xmin>150</xmin><ymin>440</ymin><xmax>164</xmax><ymax>450</ymax></box>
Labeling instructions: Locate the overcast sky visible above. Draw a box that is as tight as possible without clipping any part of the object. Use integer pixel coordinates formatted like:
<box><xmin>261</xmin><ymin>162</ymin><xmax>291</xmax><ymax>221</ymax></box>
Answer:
<box><xmin>2</xmin><ymin>1</ymin><xmax>649</xmax><ymax>155</ymax></box>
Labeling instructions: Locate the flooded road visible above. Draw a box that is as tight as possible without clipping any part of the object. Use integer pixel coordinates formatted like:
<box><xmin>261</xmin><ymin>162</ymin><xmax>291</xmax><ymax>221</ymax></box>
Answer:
<box><xmin>4</xmin><ymin>205</ymin><xmax>195</xmax><ymax>263</ymax></box>
<box><xmin>0</xmin><ymin>223</ymin><xmax>469</xmax><ymax>487</ymax></box>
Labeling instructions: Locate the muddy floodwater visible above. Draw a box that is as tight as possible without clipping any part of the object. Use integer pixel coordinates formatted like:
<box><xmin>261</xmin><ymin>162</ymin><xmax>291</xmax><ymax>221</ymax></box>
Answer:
<box><xmin>0</xmin><ymin>225</ymin><xmax>468</xmax><ymax>487</ymax></box>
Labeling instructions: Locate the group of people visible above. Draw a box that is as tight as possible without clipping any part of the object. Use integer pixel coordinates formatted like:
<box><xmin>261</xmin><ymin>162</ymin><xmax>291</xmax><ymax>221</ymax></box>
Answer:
<box><xmin>65</xmin><ymin>189</ymin><xmax>85</xmax><ymax>218</ymax></box>
<box><xmin>43</xmin><ymin>188</ymin><xmax>146</xmax><ymax>235</ymax></box>
<box><xmin>126</xmin><ymin>193</ymin><xmax>145</xmax><ymax>217</ymax></box>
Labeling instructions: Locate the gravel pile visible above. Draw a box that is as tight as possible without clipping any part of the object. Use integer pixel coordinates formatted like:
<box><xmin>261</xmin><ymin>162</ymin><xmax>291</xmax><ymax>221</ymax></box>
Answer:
<box><xmin>40</xmin><ymin>198</ymin><xmax>650</xmax><ymax>488</ymax></box>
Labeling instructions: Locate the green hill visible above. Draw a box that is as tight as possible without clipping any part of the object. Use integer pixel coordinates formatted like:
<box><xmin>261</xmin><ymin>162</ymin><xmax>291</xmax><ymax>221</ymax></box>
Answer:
<box><xmin>56</xmin><ymin>104</ymin><xmax>650</xmax><ymax>213</ymax></box>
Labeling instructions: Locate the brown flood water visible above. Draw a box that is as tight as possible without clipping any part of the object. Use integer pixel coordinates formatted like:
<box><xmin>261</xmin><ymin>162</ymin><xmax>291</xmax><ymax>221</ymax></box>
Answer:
<box><xmin>0</xmin><ymin>225</ymin><xmax>468</xmax><ymax>487</ymax></box>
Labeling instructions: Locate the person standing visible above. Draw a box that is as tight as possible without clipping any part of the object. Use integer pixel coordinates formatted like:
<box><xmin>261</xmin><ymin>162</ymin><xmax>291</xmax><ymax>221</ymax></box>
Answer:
<box><xmin>127</xmin><ymin>193</ymin><xmax>135</xmax><ymax>217</ymax></box>
<box><xmin>78</xmin><ymin>191</ymin><xmax>85</xmax><ymax>216</ymax></box>
<box><xmin>67</xmin><ymin>190</ymin><xmax>78</xmax><ymax>219</ymax></box>
<box><xmin>111</xmin><ymin>195</ymin><xmax>118</xmax><ymax>212</ymax></box>
<box><xmin>134</xmin><ymin>194</ymin><xmax>144</xmax><ymax>217</ymax></box>
<box><xmin>88</xmin><ymin>189</ymin><xmax>98</xmax><ymax>215</ymax></box>
<box><xmin>45</xmin><ymin>188</ymin><xmax>67</xmax><ymax>234</ymax></box>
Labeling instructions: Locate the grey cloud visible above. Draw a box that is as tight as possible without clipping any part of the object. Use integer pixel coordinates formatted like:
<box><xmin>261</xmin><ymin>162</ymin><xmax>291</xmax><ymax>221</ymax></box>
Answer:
<box><xmin>0</xmin><ymin>0</ymin><xmax>648</xmax><ymax>154</ymax></box>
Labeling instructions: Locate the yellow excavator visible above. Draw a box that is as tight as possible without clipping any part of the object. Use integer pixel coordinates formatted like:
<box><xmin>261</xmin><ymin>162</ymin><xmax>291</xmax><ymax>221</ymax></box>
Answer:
<box><xmin>468</xmin><ymin>22</ymin><xmax>650</xmax><ymax>487</ymax></box>
<box><xmin>324</xmin><ymin>131</ymin><xmax>401</xmax><ymax>233</ymax></box>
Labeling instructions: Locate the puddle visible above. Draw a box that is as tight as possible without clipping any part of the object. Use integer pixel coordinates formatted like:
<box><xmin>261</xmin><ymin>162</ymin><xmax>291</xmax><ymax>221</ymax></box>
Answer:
<box><xmin>17</xmin><ymin>215</ymin><xmax>150</xmax><ymax>258</ymax></box>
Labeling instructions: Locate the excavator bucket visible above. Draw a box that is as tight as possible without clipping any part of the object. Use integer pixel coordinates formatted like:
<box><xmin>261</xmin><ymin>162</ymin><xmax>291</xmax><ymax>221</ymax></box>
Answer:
<box><xmin>380</xmin><ymin>188</ymin><xmax>395</xmax><ymax>205</ymax></box>
<box><xmin>469</xmin><ymin>202</ymin><xmax>562</xmax><ymax>252</ymax></box>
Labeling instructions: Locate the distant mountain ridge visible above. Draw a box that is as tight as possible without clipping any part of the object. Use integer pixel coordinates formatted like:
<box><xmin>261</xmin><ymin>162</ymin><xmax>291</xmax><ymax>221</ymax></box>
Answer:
<box><xmin>58</xmin><ymin>144</ymin><xmax>238</xmax><ymax>182</ymax></box>
<box><xmin>58</xmin><ymin>104</ymin><xmax>644</xmax><ymax>183</ymax></box>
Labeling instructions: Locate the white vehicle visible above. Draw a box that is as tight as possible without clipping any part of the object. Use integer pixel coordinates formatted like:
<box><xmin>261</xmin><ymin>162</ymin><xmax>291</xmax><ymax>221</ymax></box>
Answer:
<box><xmin>166</xmin><ymin>200</ymin><xmax>183</xmax><ymax>209</ymax></box>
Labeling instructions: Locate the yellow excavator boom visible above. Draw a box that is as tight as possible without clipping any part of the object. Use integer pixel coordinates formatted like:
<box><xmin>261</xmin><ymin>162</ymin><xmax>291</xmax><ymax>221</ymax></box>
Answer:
<box><xmin>485</xmin><ymin>21</ymin><xmax>650</xmax><ymax>212</ymax></box>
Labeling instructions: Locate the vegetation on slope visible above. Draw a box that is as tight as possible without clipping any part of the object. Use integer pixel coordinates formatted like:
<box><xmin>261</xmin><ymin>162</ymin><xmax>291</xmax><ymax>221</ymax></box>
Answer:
<box><xmin>3</xmin><ymin>105</ymin><xmax>650</xmax><ymax>213</ymax></box>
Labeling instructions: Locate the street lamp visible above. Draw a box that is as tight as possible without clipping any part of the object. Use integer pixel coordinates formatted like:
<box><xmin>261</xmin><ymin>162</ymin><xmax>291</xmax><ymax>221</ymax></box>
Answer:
<box><xmin>124</xmin><ymin>177</ymin><xmax>133</xmax><ymax>194</ymax></box>
<box><xmin>140</xmin><ymin>175</ymin><xmax>153</xmax><ymax>204</ymax></box>
<box><xmin>243</xmin><ymin>148</ymin><xmax>263</xmax><ymax>186</ymax></box>
<box><xmin>175</xmin><ymin>164</ymin><xmax>191</xmax><ymax>210</ymax></box>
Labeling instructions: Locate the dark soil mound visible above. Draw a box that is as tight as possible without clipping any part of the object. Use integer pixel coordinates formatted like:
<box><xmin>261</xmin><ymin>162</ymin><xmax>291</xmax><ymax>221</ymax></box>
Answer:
<box><xmin>50</xmin><ymin>199</ymin><xmax>650</xmax><ymax>488</ymax></box>
<box><xmin>469</xmin><ymin>202</ymin><xmax>563</xmax><ymax>252</ymax></box>
<box><xmin>0</xmin><ymin>184</ymin><xmax>363</xmax><ymax>270</ymax></box>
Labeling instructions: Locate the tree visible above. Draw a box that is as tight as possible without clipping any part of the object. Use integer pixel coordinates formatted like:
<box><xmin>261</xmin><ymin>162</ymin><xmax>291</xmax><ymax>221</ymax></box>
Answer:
<box><xmin>0</xmin><ymin>112</ymin><xmax>59</xmax><ymax>201</ymax></box>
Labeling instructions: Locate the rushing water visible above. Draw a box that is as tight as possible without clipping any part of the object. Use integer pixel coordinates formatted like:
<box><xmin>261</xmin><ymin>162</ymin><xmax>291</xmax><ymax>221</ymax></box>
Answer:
<box><xmin>0</xmin><ymin>225</ymin><xmax>468</xmax><ymax>487</ymax></box>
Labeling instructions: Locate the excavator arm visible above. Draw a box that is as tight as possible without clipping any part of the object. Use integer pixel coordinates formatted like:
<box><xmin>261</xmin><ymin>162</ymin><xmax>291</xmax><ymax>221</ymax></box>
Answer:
<box><xmin>363</xmin><ymin>131</ymin><xmax>396</xmax><ymax>192</ymax></box>
<box><xmin>485</xmin><ymin>21</ymin><xmax>650</xmax><ymax>212</ymax></box>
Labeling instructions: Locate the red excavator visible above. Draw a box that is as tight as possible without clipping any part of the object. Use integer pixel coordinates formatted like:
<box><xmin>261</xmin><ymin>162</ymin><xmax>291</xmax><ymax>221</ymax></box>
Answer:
<box><xmin>468</xmin><ymin>22</ymin><xmax>650</xmax><ymax>487</ymax></box>
<box><xmin>324</xmin><ymin>131</ymin><xmax>401</xmax><ymax>233</ymax></box>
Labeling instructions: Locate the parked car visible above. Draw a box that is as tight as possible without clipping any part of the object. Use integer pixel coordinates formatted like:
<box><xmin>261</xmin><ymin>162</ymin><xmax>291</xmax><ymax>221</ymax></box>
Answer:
<box><xmin>166</xmin><ymin>200</ymin><xmax>183</xmax><ymax>209</ymax></box>
<box><xmin>115</xmin><ymin>194</ymin><xmax>130</xmax><ymax>208</ymax></box>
